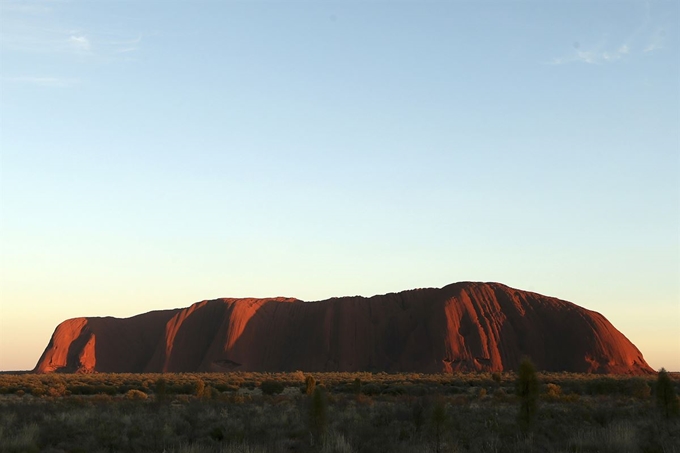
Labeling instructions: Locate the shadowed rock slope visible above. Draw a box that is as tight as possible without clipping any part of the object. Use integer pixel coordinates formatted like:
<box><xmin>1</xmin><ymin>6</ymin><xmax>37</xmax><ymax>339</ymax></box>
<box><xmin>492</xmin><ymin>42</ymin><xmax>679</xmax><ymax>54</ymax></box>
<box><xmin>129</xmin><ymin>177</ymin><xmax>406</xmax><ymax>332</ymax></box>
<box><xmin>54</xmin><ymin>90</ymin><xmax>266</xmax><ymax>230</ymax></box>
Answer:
<box><xmin>34</xmin><ymin>282</ymin><xmax>652</xmax><ymax>374</ymax></box>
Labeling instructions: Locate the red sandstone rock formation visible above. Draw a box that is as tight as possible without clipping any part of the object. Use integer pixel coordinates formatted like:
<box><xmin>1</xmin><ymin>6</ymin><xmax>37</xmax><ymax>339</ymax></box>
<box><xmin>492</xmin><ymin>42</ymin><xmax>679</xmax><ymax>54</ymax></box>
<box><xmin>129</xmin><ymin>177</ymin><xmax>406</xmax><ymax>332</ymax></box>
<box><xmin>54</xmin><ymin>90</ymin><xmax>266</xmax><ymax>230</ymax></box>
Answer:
<box><xmin>34</xmin><ymin>282</ymin><xmax>652</xmax><ymax>374</ymax></box>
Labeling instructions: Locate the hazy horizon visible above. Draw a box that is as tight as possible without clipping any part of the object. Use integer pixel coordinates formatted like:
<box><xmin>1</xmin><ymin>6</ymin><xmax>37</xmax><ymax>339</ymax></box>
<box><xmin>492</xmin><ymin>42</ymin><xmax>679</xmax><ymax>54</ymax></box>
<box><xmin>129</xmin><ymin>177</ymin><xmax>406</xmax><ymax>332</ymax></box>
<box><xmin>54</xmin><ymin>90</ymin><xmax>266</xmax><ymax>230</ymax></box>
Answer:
<box><xmin>1</xmin><ymin>0</ymin><xmax>678</xmax><ymax>372</ymax></box>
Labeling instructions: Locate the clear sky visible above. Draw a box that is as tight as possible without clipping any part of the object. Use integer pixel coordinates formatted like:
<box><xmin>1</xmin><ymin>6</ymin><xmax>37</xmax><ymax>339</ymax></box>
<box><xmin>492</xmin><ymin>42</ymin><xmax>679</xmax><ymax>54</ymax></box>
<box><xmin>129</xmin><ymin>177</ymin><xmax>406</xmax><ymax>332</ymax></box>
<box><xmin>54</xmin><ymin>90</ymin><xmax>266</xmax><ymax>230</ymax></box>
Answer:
<box><xmin>1</xmin><ymin>0</ymin><xmax>678</xmax><ymax>372</ymax></box>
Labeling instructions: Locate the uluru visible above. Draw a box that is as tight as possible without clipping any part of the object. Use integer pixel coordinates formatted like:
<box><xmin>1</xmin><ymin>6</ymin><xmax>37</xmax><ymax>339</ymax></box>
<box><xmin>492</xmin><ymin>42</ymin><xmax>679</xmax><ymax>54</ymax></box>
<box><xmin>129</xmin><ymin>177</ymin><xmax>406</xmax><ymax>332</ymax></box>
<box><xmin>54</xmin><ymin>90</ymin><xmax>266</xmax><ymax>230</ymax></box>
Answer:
<box><xmin>34</xmin><ymin>282</ymin><xmax>652</xmax><ymax>374</ymax></box>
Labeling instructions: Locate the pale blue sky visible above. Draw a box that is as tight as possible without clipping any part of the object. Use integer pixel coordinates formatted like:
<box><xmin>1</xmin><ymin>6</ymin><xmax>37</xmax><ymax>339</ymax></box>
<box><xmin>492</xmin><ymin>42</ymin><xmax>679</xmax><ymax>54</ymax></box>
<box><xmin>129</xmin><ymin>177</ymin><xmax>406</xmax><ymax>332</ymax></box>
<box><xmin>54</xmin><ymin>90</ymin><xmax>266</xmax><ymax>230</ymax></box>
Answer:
<box><xmin>1</xmin><ymin>0</ymin><xmax>678</xmax><ymax>371</ymax></box>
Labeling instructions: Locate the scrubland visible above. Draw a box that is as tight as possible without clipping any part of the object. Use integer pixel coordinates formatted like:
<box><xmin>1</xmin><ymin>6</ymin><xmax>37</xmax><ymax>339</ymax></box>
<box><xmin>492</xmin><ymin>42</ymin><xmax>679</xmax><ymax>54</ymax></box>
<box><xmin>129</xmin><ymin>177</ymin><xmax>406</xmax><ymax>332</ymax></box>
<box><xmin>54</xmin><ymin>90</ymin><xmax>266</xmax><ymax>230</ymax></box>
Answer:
<box><xmin>0</xmin><ymin>371</ymin><xmax>678</xmax><ymax>453</ymax></box>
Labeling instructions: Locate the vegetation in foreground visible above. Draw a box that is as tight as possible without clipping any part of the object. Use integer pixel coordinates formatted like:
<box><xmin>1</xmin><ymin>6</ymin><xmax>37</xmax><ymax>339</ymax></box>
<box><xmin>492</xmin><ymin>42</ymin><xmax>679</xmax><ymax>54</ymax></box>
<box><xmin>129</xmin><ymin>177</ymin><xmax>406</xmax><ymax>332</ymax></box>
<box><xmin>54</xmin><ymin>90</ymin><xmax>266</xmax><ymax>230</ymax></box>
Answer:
<box><xmin>0</xmin><ymin>368</ymin><xmax>678</xmax><ymax>453</ymax></box>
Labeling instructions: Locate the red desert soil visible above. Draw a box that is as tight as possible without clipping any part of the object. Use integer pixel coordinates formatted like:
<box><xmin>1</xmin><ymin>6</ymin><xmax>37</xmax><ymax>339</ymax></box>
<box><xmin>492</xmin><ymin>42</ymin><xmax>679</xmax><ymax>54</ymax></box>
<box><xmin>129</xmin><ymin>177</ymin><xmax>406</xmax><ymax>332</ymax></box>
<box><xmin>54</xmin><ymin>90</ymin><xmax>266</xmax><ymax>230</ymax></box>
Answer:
<box><xmin>34</xmin><ymin>282</ymin><xmax>652</xmax><ymax>374</ymax></box>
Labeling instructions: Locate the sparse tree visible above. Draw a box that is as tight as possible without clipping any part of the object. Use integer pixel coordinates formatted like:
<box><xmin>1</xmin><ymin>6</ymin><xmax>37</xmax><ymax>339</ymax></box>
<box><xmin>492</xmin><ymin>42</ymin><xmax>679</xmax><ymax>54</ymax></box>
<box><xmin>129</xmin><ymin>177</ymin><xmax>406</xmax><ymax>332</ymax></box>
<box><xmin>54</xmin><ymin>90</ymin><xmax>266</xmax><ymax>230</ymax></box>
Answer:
<box><xmin>516</xmin><ymin>357</ymin><xmax>539</xmax><ymax>432</ymax></box>
<box><xmin>155</xmin><ymin>377</ymin><xmax>167</xmax><ymax>405</ymax></box>
<box><xmin>353</xmin><ymin>377</ymin><xmax>362</xmax><ymax>394</ymax></box>
<box><xmin>309</xmin><ymin>387</ymin><xmax>327</xmax><ymax>445</ymax></box>
<box><xmin>656</xmin><ymin>368</ymin><xmax>680</xmax><ymax>420</ymax></box>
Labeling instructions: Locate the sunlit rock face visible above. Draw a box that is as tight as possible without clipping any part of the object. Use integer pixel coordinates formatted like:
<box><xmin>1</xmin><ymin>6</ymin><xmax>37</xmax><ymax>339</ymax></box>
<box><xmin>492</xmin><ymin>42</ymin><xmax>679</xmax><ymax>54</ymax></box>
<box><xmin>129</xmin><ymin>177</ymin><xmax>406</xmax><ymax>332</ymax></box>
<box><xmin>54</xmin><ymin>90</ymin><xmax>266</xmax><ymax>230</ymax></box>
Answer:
<box><xmin>34</xmin><ymin>282</ymin><xmax>652</xmax><ymax>374</ymax></box>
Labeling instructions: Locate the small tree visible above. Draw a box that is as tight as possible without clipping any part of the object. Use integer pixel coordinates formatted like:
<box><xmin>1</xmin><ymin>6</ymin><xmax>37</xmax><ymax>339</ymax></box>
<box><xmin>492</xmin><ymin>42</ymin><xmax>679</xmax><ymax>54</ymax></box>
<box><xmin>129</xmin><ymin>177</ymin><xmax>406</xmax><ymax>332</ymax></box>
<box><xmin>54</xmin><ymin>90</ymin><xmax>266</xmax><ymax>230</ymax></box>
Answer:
<box><xmin>309</xmin><ymin>387</ymin><xmax>327</xmax><ymax>445</ymax></box>
<box><xmin>516</xmin><ymin>357</ymin><xmax>539</xmax><ymax>432</ymax></box>
<box><xmin>155</xmin><ymin>377</ymin><xmax>167</xmax><ymax>405</ymax></box>
<box><xmin>656</xmin><ymin>368</ymin><xmax>680</xmax><ymax>420</ymax></box>
<box><xmin>353</xmin><ymin>377</ymin><xmax>362</xmax><ymax>394</ymax></box>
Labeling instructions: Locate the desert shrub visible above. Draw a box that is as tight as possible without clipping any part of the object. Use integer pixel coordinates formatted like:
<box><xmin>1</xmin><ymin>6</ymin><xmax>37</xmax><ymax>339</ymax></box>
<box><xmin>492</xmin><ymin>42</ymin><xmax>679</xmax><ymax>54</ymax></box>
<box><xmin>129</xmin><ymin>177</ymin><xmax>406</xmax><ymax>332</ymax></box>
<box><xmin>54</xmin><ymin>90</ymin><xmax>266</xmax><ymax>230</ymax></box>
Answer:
<box><xmin>491</xmin><ymin>371</ymin><xmax>502</xmax><ymax>385</ymax></box>
<box><xmin>125</xmin><ymin>389</ymin><xmax>148</xmax><ymax>401</ymax></box>
<box><xmin>406</xmin><ymin>384</ymin><xmax>428</xmax><ymax>396</ymax></box>
<box><xmin>493</xmin><ymin>388</ymin><xmax>507</xmax><ymax>401</ymax></box>
<box><xmin>629</xmin><ymin>378</ymin><xmax>651</xmax><ymax>399</ymax></box>
<box><xmin>194</xmin><ymin>379</ymin><xmax>205</xmax><ymax>398</ymax></box>
<box><xmin>170</xmin><ymin>383</ymin><xmax>194</xmax><ymax>395</ymax></box>
<box><xmin>586</xmin><ymin>377</ymin><xmax>628</xmax><ymax>396</ymax></box>
<box><xmin>93</xmin><ymin>384</ymin><xmax>117</xmax><ymax>395</ymax></box>
<box><xmin>214</xmin><ymin>383</ymin><xmax>239</xmax><ymax>393</ymax></box>
<box><xmin>260</xmin><ymin>380</ymin><xmax>284</xmax><ymax>395</ymax></box>
<box><xmin>91</xmin><ymin>394</ymin><xmax>113</xmax><ymax>404</ymax></box>
<box><xmin>305</xmin><ymin>376</ymin><xmax>316</xmax><ymax>396</ymax></box>
<box><xmin>47</xmin><ymin>383</ymin><xmax>67</xmax><ymax>397</ymax></box>
<box><xmin>431</xmin><ymin>398</ymin><xmax>447</xmax><ymax>453</ymax></box>
<box><xmin>361</xmin><ymin>384</ymin><xmax>381</xmax><ymax>396</ymax></box>
<box><xmin>30</xmin><ymin>386</ymin><xmax>46</xmax><ymax>397</ymax></box>
<box><xmin>208</xmin><ymin>386</ymin><xmax>221</xmax><ymax>400</ymax></box>
<box><xmin>384</xmin><ymin>385</ymin><xmax>407</xmax><ymax>396</ymax></box>
<box><xmin>411</xmin><ymin>397</ymin><xmax>428</xmax><ymax>433</ymax></box>
<box><xmin>68</xmin><ymin>385</ymin><xmax>94</xmax><ymax>395</ymax></box>
<box><xmin>544</xmin><ymin>383</ymin><xmax>561</xmax><ymax>401</ymax></box>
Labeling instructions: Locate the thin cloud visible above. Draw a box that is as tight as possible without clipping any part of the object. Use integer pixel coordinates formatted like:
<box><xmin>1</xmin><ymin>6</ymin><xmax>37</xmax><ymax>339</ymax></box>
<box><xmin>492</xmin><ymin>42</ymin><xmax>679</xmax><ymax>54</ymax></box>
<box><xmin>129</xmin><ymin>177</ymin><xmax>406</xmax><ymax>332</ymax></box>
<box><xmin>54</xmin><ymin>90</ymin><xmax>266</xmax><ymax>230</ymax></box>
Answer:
<box><xmin>69</xmin><ymin>35</ymin><xmax>90</xmax><ymax>52</ymax></box>
<box><xmin>644</xmin><ymin>28</ymin><xmax>665</xmax><ymax>52</ymax></box>
<box><xmin>549</xmin><ymin>2</ymin><xmax>664</xmax><ymax>66</ymax></box>
<box><xmin>0</xmin><ymin>3</ymin><xmax>53</xmax><ymax>14</ymax></box>
<box><xmin>603</xmin><ymin>45</ymin><xmax>629</xmax><ymax>62</ymax></box>
<box><xmin>111</xmin><ymin>36</ymin><xmax>141</xmax><ymax>54</ymax></box>
<box><xmin>3</xmin><ymin>76</ymin><xmax>80</xmax><ymax>87</ymax></box>
<box><xmin>1</xmin><ymin>2</ymin><xmax>141</xmax><ymax>58</ymax></box>
<box><xmin>550</xmin><ymin>40</ymin><xmax>637</xmax><ymax>65</ymax></box>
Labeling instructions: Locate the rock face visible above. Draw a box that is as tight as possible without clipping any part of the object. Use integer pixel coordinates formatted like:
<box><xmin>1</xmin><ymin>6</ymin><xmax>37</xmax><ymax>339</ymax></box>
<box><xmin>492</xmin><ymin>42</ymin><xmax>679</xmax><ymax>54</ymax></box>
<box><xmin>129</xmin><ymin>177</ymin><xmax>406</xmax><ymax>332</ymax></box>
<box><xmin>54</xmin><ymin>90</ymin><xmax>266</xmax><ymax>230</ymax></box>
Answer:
<box><xmin>34</xmin><ymin>282</ymin><xmax>652</xmax><ymax>374</ymax></box>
